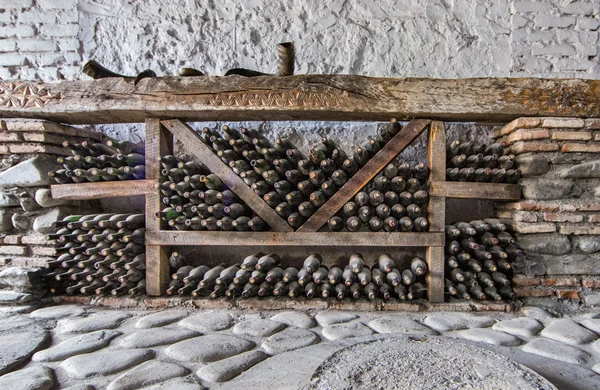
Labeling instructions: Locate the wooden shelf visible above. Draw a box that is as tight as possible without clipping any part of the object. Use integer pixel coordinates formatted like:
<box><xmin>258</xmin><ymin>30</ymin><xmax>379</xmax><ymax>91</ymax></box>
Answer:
<box><xmin>429</xmin><ymin>181</ymin><xmax>521</xmax><ymax>201</ymax></box>
<box><xmin>51</xmin><ymin>179</ymin><xmax>156</xmax><ymax>200</ymax></box>
<box><xmin>145</xmin><ymin>231</ymin><xmax>445</xmax><ymax>247</ymax></box>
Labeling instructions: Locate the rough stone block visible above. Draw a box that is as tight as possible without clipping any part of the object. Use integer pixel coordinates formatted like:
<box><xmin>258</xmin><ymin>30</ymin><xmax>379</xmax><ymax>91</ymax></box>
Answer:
<box><xmin>0</xmin><ymin>191</ymin><xmax>19</xmax><ymax>207</ymax></box>
<box><xmin>0</xmin><ymin>156</ymin><xmax>59</xmax><ymax>188</ymax></box>
<box><xmin>545</xmin><ymin>253</ymin><xmax>600</xmax><ymax>275</ymax></box>
<box><xmin>552</xmin><ymin>131</ymin><xmax>592</xmax><ymax>141</ymax></box>
<box><xmin>558</xmin><ymin>225</ymin><xmax>600</xmax><ymax>235</ymax></box>
<box><xmin>33</xmin><ymin>207</ymin><xmax>75</xmax><ymax>234</ymax></box>
<box><xmin>562</xmin><ymin>143</ymin><xmax>600</xmax><ymax>153</ymax></box>
<box><xmin>542</xmin><ymin>213</ymin><xmax>584</xmax><ymax>223</ymax></box>
<box><xmin>35</xmin><ymin>188</ymin><xmax>72</xmax><ymax>208</ymax></box>
<box><xmin>585</xmin><ymin>294</ymin><xmax>600</xmax><ymax>306</ymax></box>
<box><xmin>514</xmin><ymin>155</ymin><xmax>550</xmax><ymax>176</ymax></box>
<box><xmin>507</xmin><ymin>142</ymin><xmax>559</xmax><ymax>155</ymax></box>
<box><xmin>516</xmin><ymin>233</ymin><xmax>571</xmax><ymax>255</ymax></box>
<box><xmin>521</xmin><ymin>178</ymin><xmax>581</xmax><ymax>200</ymax></box>
<box><xmin>588</xmin><ymin>214</ymin><xmax>600</xmax><ymax>223</ymax></box>
<box><xmin>560</xmin><ymin>160</ymin><xmax>600</xmax><ymax>178</ymax></box>
<box><xmin>1</xmin><ymin>210</ymin><xmax>14</xmax><ymax>232</ymax></box>
<box><xmin>511</xmin><ymin>222</ymin><xmax>556</xmax><ymax>234</ymax></box>
<box><xmin>541</xmin><ymin>118</ymin><xmax>585</xmax><ymax>128</ymax></box>
<box><xmin>0</xmin><ymin>267</ymin><xmax>42</xmax><ymax>289</ymax></box>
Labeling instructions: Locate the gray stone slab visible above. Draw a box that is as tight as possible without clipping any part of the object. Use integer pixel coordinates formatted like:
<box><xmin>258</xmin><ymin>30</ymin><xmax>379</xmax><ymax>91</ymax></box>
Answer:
<box><xmin>592</xmin><ymin>339</ymin><xmax>600</xmax><ymax>353</ymax></box>
<box><xmin>0</xmin><ymin>329</ymin><xmax>49</xmax><ymax>375</ymax></box>
<box><xmin>60</xmin><ymin>349</ymin><xmax>154</xmax><ymax>379</ymax></box>
<box><xmin>0</xmin><ymin>267</ymin><xmax>41</xmax><ymax>290</ymax></box>
<box><xmin>423</xmin><ymin>314</ymin><xmax>497</xmax><ymax>332</ymax></box>
<box><xmin>451</xmin><ymin>328</ymin><xmax>521</xmax><ymax>346</ymax></box>
<box><xmin>178</xmin><ymin>312</ymin><xmax>233</xmax><ymax>332</ymax></box>
<box><xmin>0</xmin><ymin>290</ymin><xmax>34</xmax><ymax>303</ymax></box>
<box><xmin>0</xmin><ymin>315</ymin><xmax>38</xmax><ymax>332</ymax></box>
<box><xmin>232</xmin><ymin>319</ymin><xmax>286</xmax><ymax>337</ymax></box>
<box><xmin>368</xmin><ymin>318</ymin><xmax>438</xmax><ymax>335</ymax></box>
<box><xmin>33</xmin><ymin>207</ymin><xmax>77</xmax><ymax>234</ymax></box>
<box><xmin>165</xmin><ymin>334</ymin><xmax>255</xmax><ymax>363</ymax></box>
<box><xmin>61</xmin><ymin>385</ymin><xmax>96</xmax><ymax>390</ymax></box>
<box><xmin>593</xmin><ymin>363</ymin><xmax>600</xmax><ymax>375</ymax></box>
<box><xmin>0</xmin><ymin>156</ymin><xmax>57</xmax><ymax>188</ymax></box>
<box><xmin>135</xmin><ymin>310</ymin><xmax>189</xmax><ymax>329</ymax></box>
<box><xmin>270</xmin><ymin>311</ymin><xmax>316</xmax><ymax>329</ymax></box>
<box><xmin>0</xmin><ymin>366</ymin><xmax>54</xmax><ymax>390</ymax></box>
<box><xmin>59</xmin><ymin>312</ymin><xmax>131</xmax><ymax>333</ymax></box>
<box><xmin>315</xmin><ymin>312</ymin><xmax>358</xmax><ymax>327</ymax></box>
<box><xmin>492</xmin><ymin>317</ymin><xmax>543</xmax><ymax>337</ymax></box>
<box><xmin>579</xmin><ymin>318</ymin><xmax>600</xmax><ymax>335</ymax></box>
<box><xmin>196</xmin><ymin>350</ymin><xmax>268</xmax><ymax>382</ymax></box>
<box><xmin>31</xmin><ymin>305</ymin><xmax>86</xmax><ymax>320</ymax></box>
<box><xmin>0</xmin><ymin>305</ymin><xmax>38</xmax><ymax>315</ymax></box>
<box><xmin>321</xmin><ymin>322</ymin><xmax>374</xmax><ymax>341</ymax></box>
<box><xmin>261</xmin><ymin>328</ymin><xmax>320</xmax><ymax>355</ymax></box>
<box><xmin>141</xmin><ymin>379</ymin><xmax>206</xmax><ymax>390</ymax></box>
<box><xmin>522</xmin><ymin>338</ymin><xmax>589</xmax><ymax>365</ymax></box>
<box><xmin>32</xmin><ymin>330</ymin><xmax>121</xmax><ymax>362</ymax></box>
<box><xmin>107</xmin><ymin>360</ymin><xmax>190</xmax><ymax>390</ymax></box>
<box><xmin>540</xmin><ymin>319</ymin><xmax>598</xmax><ymax>346</ymax></box>
<box><xmin>120</xmin><ymin>327</ymin><xmax>199</xmax><ymax>348</ymax></box>
<box><xmin>520</xmin><ymin>306</ymin><xmax>555</xmax><ymax>325</ymax></box>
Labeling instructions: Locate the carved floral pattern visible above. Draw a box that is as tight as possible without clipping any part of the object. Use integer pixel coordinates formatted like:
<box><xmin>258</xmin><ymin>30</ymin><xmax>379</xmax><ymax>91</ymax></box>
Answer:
<box><xmin>0</xmin><ymin>82</ymin><xmax>59</xmax><ymax>108</ymax></box>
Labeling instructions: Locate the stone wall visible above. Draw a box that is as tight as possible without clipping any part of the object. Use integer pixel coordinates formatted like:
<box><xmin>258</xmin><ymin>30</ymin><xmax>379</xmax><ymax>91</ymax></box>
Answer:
<box><xmin>493</xmin><ymin>117</ymin><xmax>600</xmax><ymax>309</ymax></box>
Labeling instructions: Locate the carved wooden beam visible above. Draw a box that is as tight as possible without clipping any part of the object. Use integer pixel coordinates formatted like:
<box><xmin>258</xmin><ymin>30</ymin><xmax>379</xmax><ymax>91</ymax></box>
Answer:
<box><xmin>0</xmin><ymin>76</ymin><xmax>598</xmax><ymax>124</ymax></box>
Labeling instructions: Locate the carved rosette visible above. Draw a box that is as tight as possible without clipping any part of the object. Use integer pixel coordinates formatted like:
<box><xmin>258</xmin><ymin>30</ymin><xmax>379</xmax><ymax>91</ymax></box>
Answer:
<box><xmin>0</xmin><ymin>82</ymin><xmax>60</xmax><ymax>109</ymax></box>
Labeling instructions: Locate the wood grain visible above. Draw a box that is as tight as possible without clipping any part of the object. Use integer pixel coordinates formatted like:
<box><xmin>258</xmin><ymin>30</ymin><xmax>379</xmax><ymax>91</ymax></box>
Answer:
<box><xmin>161</xmin><ymin>119</ymin><xmax>293</xmax><ymax>232</ymax></box>
<box><xmin>50</xmin><ymin>179</ymin><xmax>155</xmax><ymax>200</ymax></box>
<box><xmin>426</xmin><ymin>246</ymin><xmax>445</xmax><ymax>303</ymax></box>
<box><xmin>145</xmin><ymin>231</ymin><xmax>445</xmax><ymax>247</ymax></box>
<box><xmin>1</xmin><ymin>76</ymin><xmax>598</xmax><ymax>123</ymax></box>
<box><xmin>145</xmin><ymin>245</ymin><xmax>170</xmax><ymax>296</ymax></box>
<box><xmin>297</xmin><ymin>119</ymin><xmax>431</xmax><ymax>232</ymax></box>
<box><xmin>429</xmin><ymin>181</ymin><xmax>522</xmax><ymax>200</ymax></box>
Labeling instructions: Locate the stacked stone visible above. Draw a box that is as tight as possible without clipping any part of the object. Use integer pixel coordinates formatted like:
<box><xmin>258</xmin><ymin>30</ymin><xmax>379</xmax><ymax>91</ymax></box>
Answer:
<box><xmin>167</xmin><ymin>251</ymin><xmax>427</xmax><ymax>301</ymax></box>
<box><xmin>492</xmin><ymin>117</ymin><xmax>600</xmax><ymax>306</ymax></box>
<box><xmin>0</xmin><ymin>119</ymin><xmax>100</xmax><ymax>271</ymax></box>
<box><xmin>157</xmin><ymin>155</ymin><xmax>268</xmax><ymax>231</ymax></box>
<box><xmin>329</xmin><ymin>161</ymin><xmax>430</xmax><ymax>232</ymax></box>
<box><xmin>446</xmin><ymin>139</ymin><xmax>521</xmax><ymax>183</ymax></box>
<box><xmin>43</xmin><ymin>213</ymin><xmax>146</xmax><ymax>296</ymax></box>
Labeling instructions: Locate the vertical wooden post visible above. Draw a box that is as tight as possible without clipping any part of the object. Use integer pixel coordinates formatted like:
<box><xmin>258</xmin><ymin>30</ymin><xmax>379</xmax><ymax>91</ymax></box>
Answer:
<box><xmin>426</xmin><ymin>121</ymin><xmax>446</xmax><ymax>303</ymax></box>
<box><xmin>145</xmin><ymin>118</ymin><xmax>173</xmax><ymax>296</ymax></box>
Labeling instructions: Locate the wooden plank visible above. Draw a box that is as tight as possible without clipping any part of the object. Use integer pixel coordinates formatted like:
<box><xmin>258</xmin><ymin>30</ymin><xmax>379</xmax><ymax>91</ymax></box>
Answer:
<box><xmin>297</xmin><ymin>119</ymin><xmax>431</xmax><ymax>232</ymax></box>
<box><xmin>161</xmin><ymin>119</ymin><xmax>293</xmax><ymax>232</ymax></box>
<box><xmin>2</xmin><ymin>119</ymin><xmax>103</xmax><ymax>140</ymax></box>
<box><xmin>429</xmin><ymin>181</ymin><xmax>522</xmax><ymax>201</ymax></box>
<box><xmin>1</xmin><ymin>77</ymin><xmax>598</xmax><ymax>124</ymax></box>
<box><xmin>145</xmin><ymin>231</ymin><xmax>445</xmax><ymax>247</ymax></box>
<box><xmin>145</xmin><ymin>119</ymin><xmax>172</xmax><ymax>296</ymax></box>
<box><xmin>426</xmin><ymin>121</ymin><xmax>446</xmax><ymax>304</ymax></box>
<box><xmin>50</xmin><ymin>179</ymin><xmax>155</xmax><ymax>200</ymax></box>
<box><xmin>426</xmin><ymin>246</ymin><xmax>445</xmax><ymax>303</ymax></box>
<box><xmin>146</xmin><ymin>245</ymin><xmax>170</xmax><ymax>296</ymax></box>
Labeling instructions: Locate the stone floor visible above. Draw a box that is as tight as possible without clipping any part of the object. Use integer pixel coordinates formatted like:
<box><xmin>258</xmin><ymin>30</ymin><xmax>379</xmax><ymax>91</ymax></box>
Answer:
<box><xmin>0</xmin><ymin>304</ymin><xmax>599</xmax><ymax>389</ymax></box>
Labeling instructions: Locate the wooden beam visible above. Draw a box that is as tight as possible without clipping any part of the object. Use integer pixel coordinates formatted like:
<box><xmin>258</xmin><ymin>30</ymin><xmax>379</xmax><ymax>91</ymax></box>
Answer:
<box><xmin>145</xmin><ymin>119</ymin><xmax>172</xmax><ymax>296</ymax></box>
<box><xmin>145</xmin><ymin>231</ymin><xmax>445</xmax><ymax>247</ymax></box>
<box><xmin>429</xmin><ymin>181</ymin><xmax>522</xmax><ymax>201</ymax></box>
<box><xmin>426</xmin><ymin>121</ymin><xmax>446</xmax><ymax>304</ymax></box>
<box><xmin>50</xmin><ymin>179</ymin><xmax>155</xmax><ymax>200</ymax></box>
<box><xmin>297</xmin><ymin>119</ymin><xmax>431</xmax><ymax>232</ymax></box>
<box><xmin>1</xmin><ymin>76</ymin><xmax>598</xmax><ymax>123</ymax></box>
<box><xmin>160</xmin><ymin>119</ymin><xmax>293</xmax><ymax>232</ymax></box>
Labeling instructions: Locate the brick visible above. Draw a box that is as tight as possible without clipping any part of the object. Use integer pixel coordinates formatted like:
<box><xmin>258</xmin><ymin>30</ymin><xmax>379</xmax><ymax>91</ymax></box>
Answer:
<box><xmin>17</xmin><ymin>39</ymin><xmax>58</xmax><ymax>52</ymax></box>
<box><xmin>0</xmin><ymin>25</ymin><xmax>34</xmax><ymax>38</ymax></box>
<box><xmin>496</xmin><ymin>210</ymin><xmax>538</xmax><ymax>222</ymax></box>
<box><xmin>2</xmin><ymin>235</ymin><xmax>22</xmax><ymax>245</ymax></box>
<box><xmin>513</xmin><ymin>275</ymin><xmax>540</xmax><ymax>286</ymax></box>
<box><xmin>493</xmin><ymin>118</ymin><xmax>540</xmax><ymax>138</ymax></box>
<box><xmin>38</xmin><ymin>0</ymin><xmax>77</xmax><ymax>9</ymax></box>
<box><xmin>562</xmin><ymin>204</ymin><xmax>577</xmax><ymax>212</ymax></box>
<box><xmin>554</xmin><ymin>58</ymin><xmax>597</xmax><ymax>72</ymax></box>
<box><xmin>0</xmin><ymin>145</ymin><xmax>8</xmax><ymax>154</ymax></box>
<box><xmin>22</xmin><ymin>132</ymin><xmax>83</xmax><ymax>145</ymax></box>
<box><xmin>511</xmin><ymin>222</ymin><xmax>556</xmax><ymax>234</ymax></box>
<box><xmin>21</xmin><ymin>234</ymin><xmax>54</xmax><ymax>245</ymax></box>
<box><xmin>543</xmin><ymin>213</ymin><xmax>584</xmax><ymax>223</ymax></box>
<box><xmin>39</xmin><ymin>24</ymin><xmax>78</xmax><ymax>37</ymax></box>
<box><xmin>513</xmin><ymin>1</ymin><xmax>553</xmax><ymax>12</ymax></box>
<box><xmin>17</xmin><ymin>10</ymin><xmax>58</xmax><ymax>23</ymax></box>
<box><xmin>0</xmin><ymin>38</ymin><xmax>16</xmax><ymax>52</ymax></box>
<box><xmin>556</xmin><ymin>290</ymin><xmax>580</xmax><ymax>300</ymax></box>
<box><xmin>514</xmin><ymin>288</ymin><xmax>553</xmax><ymax>297</ymax></box>
<box><xmin>578</xmin><ymin>16</ymin><xmax>600</xmax><ymax>30</ymax></box>
<box><xmin>497</xmin><ymin>201</ymin><xmax>560</xmax><ymax>212</ymax></box>
<box><xmin>579</xmin><ymin>203</ymin><xmax>600</xmax><ymax>211</ymax></box>
<box><xmin>0</xmin><ymin>0</ymin><xmax>34</xmax><ymax>7</ymax></box>
<box><xmin>552</xmin><ymin>131</ymin><xmax>592</xmax><ymax>141</ymax></box>
<box><xmin>558</xmin><ymin>3</ymin><xmax>599</xmax><ymax>15</ymax></box>
<box><xmin>588</xmin><ymin>214</ymin><xmax>600</xmax><ymax>223</ymax></box>
<box><xmin>57</xmin><ymin>9</ymin><xmax>78</xmax><ymax>23</ymax></box>
<box><xmin>541</xmin><ymin>118</ymin><xmax>586</xmax><ymax>128</ymax></box>
<box><xmin>2</xmin><ymin>119</ymin><xmax>103</xmax><ymax>140</ymax></box>
<box><xmin>558</xmin><ymin>225</ymin><xmax>600</xmax><ymax>235</ymax></box>
<box><xmin>0</xmin><ymin>52</ymin><xmax>23</xmax><ymax>66</ymax></box>
<box><xmin>561</xmin><ymin>143</ymin><xmax>600</xmax><ymax>153</ymax></box>
<box><xmin>541</xmin><ymin>277</ymin><xmax>580</xmax><ymax>287</ymax></box>
<box><xmin>0</xmin><ymin>132</ymin><xmax>20</xmax><ymax>142</ymax></box>
<box><xmin>504</xmin><ymin>129</ymin><xmax>549</xmax><ymax>144</ymax></box>
<box><xmin>586</xmin><ymin>119</ymin><xmax>600</xmax><ymax>129</ymax></box>
<box><xmin>506</xmin><ymin>142</ymin><xmax>559</xmax><ymax>155</ymax></box>
<box><xmin>0</xmin><ymin>245</ymin><xmax>27</xmax><ymax>255</ymax></box>
<box><xmin>534</xmin><ymin>15</ymin><xmax>576</xmax><ymax>28</ymax></box>
<box><xmin>57</xmin><ymin>38</ymin><xmax>79</xmax><ymax>51</ymax></box>
<box><xmin>595</xmin><ymin>133</ymin><xmax>600</xmax><ymax>141</ymax></box>
<box><xmin>8</xmin><ymin>256</ymin><xmax>50</xmax><ymax>268</ymax></box>
<box><xmin>6</xmin><ymin>143</ymin><xmax>68</xmax><ymax>155</ymax></box>
<box><xmin>30</xmin><ymin>246</ymin><xmax>57</xmax><ymax>256</ymax></box>
<box><xmin>582</xmin><ymin>279</ymin><xmax>600</xmax><ymax>288</ymax></box>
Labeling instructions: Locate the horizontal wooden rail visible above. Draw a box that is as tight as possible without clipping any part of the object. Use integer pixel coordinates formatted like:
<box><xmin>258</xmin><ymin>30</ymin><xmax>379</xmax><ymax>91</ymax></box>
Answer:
<box><xmin>145</xmin><ymin>231</ymin><xmax>445</xmax><ymax>247</ymax></box>
<box><xmin>1</xmin><ymin>76</ymin><xmax>599</xmax><ymax>123</ymax></box>
<box><xmin>429</xmin><ymin>181</ymin><xmax>522</xmax><ymax>201</ymax></box>
<box><xmin>50</xmin><ymin>179</ymin><xmax>156</xmax><ymax>200</ymax></box>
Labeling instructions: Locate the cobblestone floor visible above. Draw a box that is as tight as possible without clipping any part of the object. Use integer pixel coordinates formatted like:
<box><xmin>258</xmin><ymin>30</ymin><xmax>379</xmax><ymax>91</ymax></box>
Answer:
<box><xmin>0</xmin><ymin>304</ymin><xmax>599</xmax><ymax>389</ymax></box>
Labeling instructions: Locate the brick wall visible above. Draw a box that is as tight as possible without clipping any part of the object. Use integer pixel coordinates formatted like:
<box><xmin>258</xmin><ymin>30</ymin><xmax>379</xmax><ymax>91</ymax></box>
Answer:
<box><xmin>493</xmin><ymin>117</ymin><xmax>600</xmax><ymax>307</ymax></box>
<box><xmin>0</xmin><ymin>0</ymin><xmax>598</xmax><ymax>82</ymax></box>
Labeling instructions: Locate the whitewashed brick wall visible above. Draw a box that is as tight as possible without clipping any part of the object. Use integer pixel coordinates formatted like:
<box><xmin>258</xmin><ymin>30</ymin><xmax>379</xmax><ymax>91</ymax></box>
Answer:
<box><xmin>0</xmin><ymin>0</ymin><xmax>598</xmax><ymax>82</ymax></box>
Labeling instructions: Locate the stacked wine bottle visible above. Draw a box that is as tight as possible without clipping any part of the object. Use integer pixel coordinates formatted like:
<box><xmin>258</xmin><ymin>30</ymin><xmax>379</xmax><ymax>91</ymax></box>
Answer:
<box><xmin>49</xmin><ymin>139</ymin><xmax>145</xmax><ymax>183</ymax></box>
<box><xmin>328</xmin><ymin>161</ymin><xmax>430</xmax><ymax>232</ymax></box>
<box><xmin>199</xmin><ymin>119</ymin><xmax>403</xmax><ymax>228</ymax></box>
<box><xmin>166</xmin><ymin>252</ymin><xmax>427</xmax><ymax>301</ymax></box>
<box><xmin>446</xmin><ymin>140</ymin><xmax>521</xmax><ymax>183</ymax></box>
<box><xmin>444</xmin><ymin>219</ymin><xmax>519</xmax><ymax>301</ymax></box>
<box><xmin>157</xmin><ymin>155</ymin><xmax>268</xmax><ymax>231</ymax></box>
<box><xmin>43</xmin><ymin>213</ymin><xmax>146</xmax><ymax>296</ymax></box>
